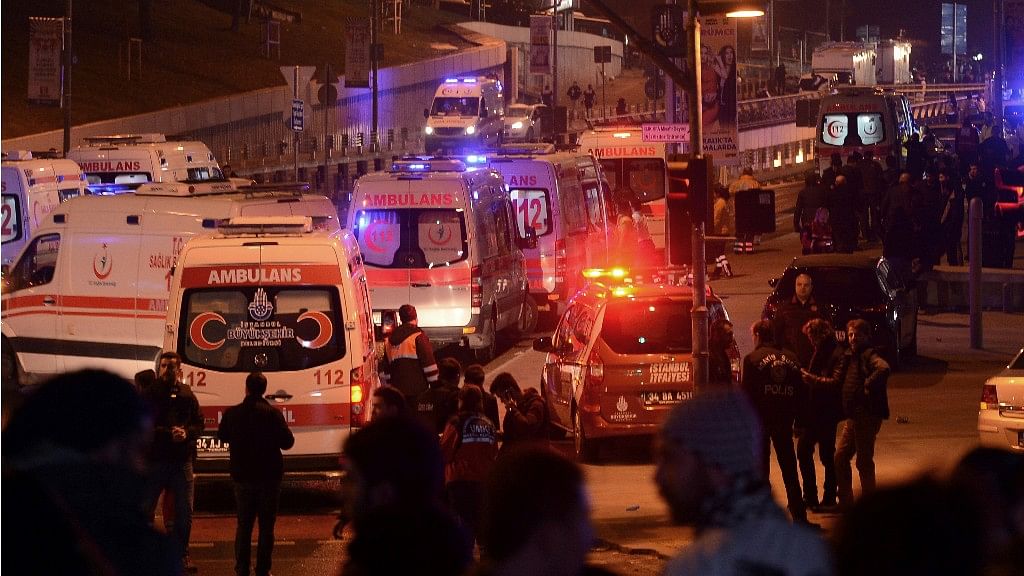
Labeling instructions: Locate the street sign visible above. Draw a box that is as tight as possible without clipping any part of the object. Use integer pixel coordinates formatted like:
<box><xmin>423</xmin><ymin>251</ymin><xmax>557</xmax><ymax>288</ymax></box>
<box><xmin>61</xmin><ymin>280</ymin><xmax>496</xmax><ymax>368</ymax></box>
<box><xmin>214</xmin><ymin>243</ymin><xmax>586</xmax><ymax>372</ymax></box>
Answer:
<box><xmin>291</xmin><ymin>98</ymin><xmax>304</xmax><ymax>132</ymax></box>
<box><xmin>594</xmin><ymin>45</ymin><xmax>612</xmax><ymax>64</ymax></box>
<box><xmin>642</xmin><ymin>123</ymin><xmax>689</xmax><ymax>143</ymax></box>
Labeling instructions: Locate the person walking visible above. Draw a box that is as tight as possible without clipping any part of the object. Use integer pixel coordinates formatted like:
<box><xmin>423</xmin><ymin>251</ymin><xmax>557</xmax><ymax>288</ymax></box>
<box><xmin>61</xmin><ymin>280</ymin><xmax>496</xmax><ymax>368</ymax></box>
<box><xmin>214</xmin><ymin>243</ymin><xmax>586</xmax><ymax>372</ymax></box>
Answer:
<box><xmin>416</xmin><ymin>357</ymin><xmax>461</xmax><ymax>435</ymax></box>
<box><xmin>834</xmin><ymin>319</ymin><xmax>891</xmax><ymax>509</ymax></box>
<box><xmin>822</xmin><ymin>153</ymin><xmax>843</xmax><ymax>190</ymax></box>
<box><xmin>708</xmin><ymin>318</ymin><xmax>737</xmax><ymax>387</ymax></box>
<box><xmin>656</xmin><ymin>389</ymin><xmax>834</xmax><ymax>575</ymax></box>
<box><xmin>793</xmin><ymin>172</ymin><xmax>829</xmax><ymax>255</ymax></box>
<box><xmin>489</xmin><ymin>372</ymin><xmax>547</xmax><ymax>453</ymax></box>
<box><xmin>383</xmin><ymin>304</ymin><xmax>439</xmax><ymax>406</ymax></box>
<box><xmin>583</xmin><ymin>84</ymin><xmax>597</xmax><ymax>118</ymax></box>
<box><xmin>827</xmin><ymin>175</ymin><xmax>859</xmax><ymax>253</ymax></box>
<box><xmin>218</xmin><ymin>372</ymin><xmax>295</xmax><ymax>576</ymax></box>
<box><xmin>797</xmin><ymin>319</ymin><xmax>845</xmax><ymax>511</ymax></box>
<box><xmin>142</xmin><ymin>351</ymin><xmax>205</xmax><ymax>573</ymax></box>
<box><xmin>729</xmin><ymin>167</ymin><xmax>761</xmax><ymax>254</ymax></box>
<box><xmin>741</xmin><ymin>320</ymin><xmax>814</xmax><ymax>525</ymax></box>
<box><xmin>772</xmin><ymin>272</ymin><xmax>821</xmax><ymax>369</ymax></box>
<box><xmin>938</xmin><ymin>168</ymin><xmax>965</xmax><ymax>265</ymax></box>
<box><xmin>463</xmin><ymin>363</ymin><xmax>501</xmax><ymax>432</ymax></box>
<box><xmin>440</xmin><ymin>385</ymin><xmax>498</xmax><ymax>551</ymax></box>
<box><xmin>710</xmin><ymin>186</ymin><xmax>734</xmax><ymax>278</ymax></box>
<box><xmin>541</xmin><ymin>84</ymin><xmax>553</xmax><ymax>107</ymax></box>
<box><xmin>881</xmin><ymin>172</ymin><xmax>917</xmax><ymax>283</ymax></box>
<box><xmin>858</xmin><ymin>151</ymin><xmax>885</xmax><ymax>243</ymax></box>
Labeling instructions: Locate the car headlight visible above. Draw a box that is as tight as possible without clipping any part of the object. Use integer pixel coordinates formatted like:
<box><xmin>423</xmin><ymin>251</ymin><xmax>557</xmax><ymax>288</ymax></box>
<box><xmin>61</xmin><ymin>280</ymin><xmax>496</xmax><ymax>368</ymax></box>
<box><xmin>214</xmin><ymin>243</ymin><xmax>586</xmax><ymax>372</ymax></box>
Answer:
<box><xmin>424</xmin><ymin>126</ymin><xmax>434</xmax><ymax>135</ymax></box>
<box><xmin>465</xmin><ymin>125</ymin><xmax>476</xmax><ymax>135</ymax></box>
<box><xmin>511</xmin><ymin>121</ymin><xmax>523</xmax><ymax>130</ymax></box>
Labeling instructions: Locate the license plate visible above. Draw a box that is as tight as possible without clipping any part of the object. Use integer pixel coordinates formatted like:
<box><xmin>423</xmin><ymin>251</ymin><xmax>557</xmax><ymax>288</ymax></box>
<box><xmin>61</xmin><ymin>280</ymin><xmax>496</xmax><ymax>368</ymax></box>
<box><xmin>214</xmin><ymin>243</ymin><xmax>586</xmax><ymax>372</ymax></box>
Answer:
<box><xmin>196</xmin><ymin>435</ymin><xmax>229</xmax><ymax>453</ymax></box>
<box><xmin>641</xmin><ymin>390</ymin><xmax>693</xmax><ymax>405</ymax></box>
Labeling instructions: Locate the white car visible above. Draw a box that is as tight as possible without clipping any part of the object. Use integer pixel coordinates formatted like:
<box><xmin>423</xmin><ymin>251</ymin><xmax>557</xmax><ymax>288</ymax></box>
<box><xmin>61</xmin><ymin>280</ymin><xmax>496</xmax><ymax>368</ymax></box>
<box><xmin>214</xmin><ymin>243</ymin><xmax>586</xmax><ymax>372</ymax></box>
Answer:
<box><xmin>978</xmin><ymin>347</ymin><xmax>1024</xmax><ymax>452</ymax></box>
<box><xmin>503</xmin><ymin>104</ymin><xmax>546</xmax><ymax>142</ymax></box>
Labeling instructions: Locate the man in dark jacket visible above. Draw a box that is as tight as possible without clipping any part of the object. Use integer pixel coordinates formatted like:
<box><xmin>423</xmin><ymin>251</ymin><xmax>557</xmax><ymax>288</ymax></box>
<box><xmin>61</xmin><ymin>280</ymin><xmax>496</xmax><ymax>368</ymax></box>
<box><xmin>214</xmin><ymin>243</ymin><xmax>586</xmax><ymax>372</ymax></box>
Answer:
<box><xmin>416</xmin><ymin>357</ymin><xmax>461</xmax><ymax>435</ymax></box>
<box><xmin>858</xmin><ymin>151</ymin><xmax>886</xmax><ymax>242</ymax></box>
<box><xmin>464</xmin><ymin>364</ymin><xmax>501</xmax><ymax>431</ymax></box>
<box><xmin>741</xmin><ymin>320</ymin><xmax>813</xmax><ymax>525</ymax></box>
<box><xmin>490</xmin><ymin>372</ymin><xmax>547</xmax><ymax>452</ymax></box>
<box><xmin>822</xmin><ymin>153</ymin><xmax>842</xmax><ymax>190</ymax></box>
<box><xmin>793</xmin><ymin>172</ymin><xmax>829</xmax><ymax>254</ymax></box>
<box><xmin>834</xmin><ymin>319</ymin><xmax>891</xmax><ymax>509</ymax></box>
<box><xmin>142</xmin><ymin>351</ymin><xmax>205</xmax><ymax>571</ymax></box>
<box><xmin>771</xmin><ymin>272</ymin><xmax>821</xmax><ymax>368</ymax></box>
<box><xmin>797</xmin><ymin>319</ymin><xmax>846</xmax><ymax>510</ymax></box>
<box><xmin>384</xmin><ymin>304</ymin><xmax>439</xmax><ymax>405</ymax></box>
<box><xmin>827</xmin><ymin>175</ymin><xmax>859</xmax><ymax>253</ymax></box>
<box><xmin>218</xmin><ymin>372</ymin><xmax>295</xmax><ymax>576</ymax></box>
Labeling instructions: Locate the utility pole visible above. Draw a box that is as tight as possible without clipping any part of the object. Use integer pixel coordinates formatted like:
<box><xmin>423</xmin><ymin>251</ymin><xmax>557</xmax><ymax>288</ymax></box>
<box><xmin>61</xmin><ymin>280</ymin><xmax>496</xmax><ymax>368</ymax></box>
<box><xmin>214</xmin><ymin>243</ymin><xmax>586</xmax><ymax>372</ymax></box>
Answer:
<box><xmin>995</xmin><ymin>0</ymin><xmax>1004</xmax><ymax>125</ymax></box>
<box><xmin>293</xmin><ymin>65</ymin><xmax>299</xmax><ymax>180</ymax></box>
<box><xmin>371</xmin><ymin>0</ymin><xmax>380</xmax><ymax>152</ymax></box>
<box><xmin>686</xmin><ymin>0</ymin><xmax>708</xmax><ymax>391</ymax></box>
<box><xmin>552</xmin><ymin>6</ymin><xmax>559</xmax><ymax>109</ymax></box>
<box><xmin>62</xmin><ymin>0</ymin><xmax>73</xmax><ymax>156</ymax></box>
<box><xmin>952</xmin><ymin>2</ymin><xmax>959</xmax><ymax>83</ymax></box>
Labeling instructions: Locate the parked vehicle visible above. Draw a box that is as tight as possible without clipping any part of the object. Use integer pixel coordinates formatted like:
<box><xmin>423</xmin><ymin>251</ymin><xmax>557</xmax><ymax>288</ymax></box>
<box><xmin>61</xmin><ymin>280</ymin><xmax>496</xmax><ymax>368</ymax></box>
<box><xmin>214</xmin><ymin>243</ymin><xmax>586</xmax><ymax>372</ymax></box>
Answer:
<box><xmin>978</xmin><ymin>347</ymin><xmax>1024</xmax><ymax>453</ymax></box>
<box><xmin>762</xmin><ymin>253</ymin><xmax>918</xmax><ymax>368</ymax></box>
<box><xmin>165</xmin><ymin>216</ymin><xmax>379</xmax><ymax>477</ymax></box>
<box><xmin>424</xmin><ymin>77</ymin><xmax>506</xmax><ymax>154</ymax></box>
<box><xmin>503</xmin><ymin>103</ymin><xmax>547</xmax><ymax>142</ymax></box>
<box><xmin>534</xmin><ymin>266</ymin><xmax>738</xmax><ymax>462</ymax></box>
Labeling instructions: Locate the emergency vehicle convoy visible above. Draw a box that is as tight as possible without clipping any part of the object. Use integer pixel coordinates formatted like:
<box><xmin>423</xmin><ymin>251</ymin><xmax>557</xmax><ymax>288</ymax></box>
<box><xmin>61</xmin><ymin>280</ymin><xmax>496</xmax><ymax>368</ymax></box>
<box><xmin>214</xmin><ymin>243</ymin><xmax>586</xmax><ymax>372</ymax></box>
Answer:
<box><xmin>1</xmin><ymin>181</ymin><xmax>340</xmax><ymax>389</ymax></box>
<box><xmin>346</xmin><ymin>158</ymin><xmax>536</xmax><ymax>362</ymax></box>
<box><xmin>816</xmin><ymin>86</ymin><xmax>917</xmax><ymax>171</ymax></box>
<box><xmin>424</xmin><ymin>77</ymin><xmax>506</xmax><ymax>154</ymax></box>
<box><xmin>577</xmin><ymin>127</ymin><xmax>668</xmax><ymax>252</ymax></box>
<box><xmin>533</xmin><ymin>267</ymin><xmax>738</xmax><ymax>461</ymax></box>
<box><xmin>67</xmin><ymin>133</ymin><xmax>224</xmax><ymax>190</ymax></box>
<box><xmin>164</xmin><ymin>217</ymin><xmax>378</xmax><ymax>477</ymax></box>
<box><xmin>2</xmin><ymin>151</ymin><xmax>88</xmax><ymax>266</ymax></box>
<box><xmin>477</xmin><ymin>145</ymin><xmax>613</xmax><ymax>324</ymax></box>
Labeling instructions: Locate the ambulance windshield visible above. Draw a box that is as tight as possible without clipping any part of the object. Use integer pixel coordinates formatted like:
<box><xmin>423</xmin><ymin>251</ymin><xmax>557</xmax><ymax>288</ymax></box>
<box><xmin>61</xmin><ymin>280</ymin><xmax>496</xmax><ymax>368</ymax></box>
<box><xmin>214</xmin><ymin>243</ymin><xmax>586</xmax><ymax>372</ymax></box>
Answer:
<box><xmin>601</xmin><ymin>298</ymin><xmax>693</xmax><ymax>354</ymax></box>
<box><xmin>180</xmin><ymin>287</ymin><xmax>345</xmax><ymax>371</ymax></box>
<box><xmin>598</xmin><ymin>158</ymin><xmax>666</xmax><ymax>206</ymax></box>
<box><xmin>431</xmin><ymin>97</ymin><xmax>480</xmax><ymax>117</ymax></box>
<box><xmin>353</xmin><ymin>209</ymin><xmax>468</xmax><ymax>268</ymax></box>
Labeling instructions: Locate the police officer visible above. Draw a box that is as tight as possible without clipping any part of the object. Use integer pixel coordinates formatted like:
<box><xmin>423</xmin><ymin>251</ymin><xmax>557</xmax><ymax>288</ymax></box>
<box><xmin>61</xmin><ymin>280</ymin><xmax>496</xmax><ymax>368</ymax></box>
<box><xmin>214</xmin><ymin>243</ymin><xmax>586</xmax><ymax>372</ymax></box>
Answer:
<box><xmin>741</xmin><ymin>320</ymin><xmax>815</xmax><ymax>526</ymax></box>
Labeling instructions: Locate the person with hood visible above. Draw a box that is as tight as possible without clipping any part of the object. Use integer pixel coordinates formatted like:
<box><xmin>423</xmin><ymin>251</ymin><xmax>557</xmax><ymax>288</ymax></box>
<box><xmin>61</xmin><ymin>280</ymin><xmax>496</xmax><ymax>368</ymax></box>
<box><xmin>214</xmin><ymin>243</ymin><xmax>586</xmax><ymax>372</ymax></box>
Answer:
<box><xmin>489</xmin><ymin>372</ymin><xmax>547</xmax><ymax>453</ymax></box>
<box><xmin>656</xmin><ymin>389</ymin><xmax>834</xmax><ymax>575</ymax></box>
<box><xmin>383</xmin><ymin>304</ymin><xmax>439</xmax><ymax>406</ymax></box>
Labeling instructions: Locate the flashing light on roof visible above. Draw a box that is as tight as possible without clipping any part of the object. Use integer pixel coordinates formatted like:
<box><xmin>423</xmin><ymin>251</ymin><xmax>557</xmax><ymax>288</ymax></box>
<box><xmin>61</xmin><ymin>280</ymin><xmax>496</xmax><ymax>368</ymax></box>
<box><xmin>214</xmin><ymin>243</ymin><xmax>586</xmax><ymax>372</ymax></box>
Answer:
<box><xmin>612</xmin><ymin>132</ymin><xmax>632</xmax><ymax>138</ymax></box>
<box><xmin>582</xmin><ymin>267</ymin><xmax>629</xmax><ymax>279</ymax></box>
<box><xmin>466</xmin><ymin>154</ymin><xmax>487</xmax><ymax>164</ymax></box>
<box><xmin>445</xmin><ymin>78</ymin><xmax>459</xmax><ymax>83</ymax></box>
<box><xmin>465</xmin><ymin>125</ymin><xmax>476</xmax><ymax>135</ymax></box>
<box><xmin>611</xmin><ymin>286</ymin><xmax>633</xmax><ymax>297</ymax></box>
<box><xmin>408</xmin><ymin>163</ymin><xmax>428</xmax><ymax>170</ymax></box>
<box><xmin>462</xmin><ymin>78</ymin><xmax>476</xmax><ymax>83</ymax></box>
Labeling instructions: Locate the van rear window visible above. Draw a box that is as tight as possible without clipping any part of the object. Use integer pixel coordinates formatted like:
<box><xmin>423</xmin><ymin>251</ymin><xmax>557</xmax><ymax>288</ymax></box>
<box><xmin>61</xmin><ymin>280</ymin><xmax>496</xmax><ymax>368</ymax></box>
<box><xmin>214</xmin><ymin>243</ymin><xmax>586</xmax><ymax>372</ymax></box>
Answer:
<box><xmin>180</xmin><ymin>287</ymin><xmax>345</xmax><ymax>372</ymax></box>
<box><xmin>599</xmin><ymin>158</ymin><xmax>666</xmax><ymax>206</ymax></box>
<box><xmin>353</xmin><ymin>208</ymin><xmax>468</xmax><ymax>268</ymax></box>
<box><xmin>600</xmin><ymin>298</ymin><xmax>693</xmax><ymax>354</ymax></box>
<box><xmin>821</xmin><ymin>112</ymin><xmax>885</xmax><ymax>146</ymax></box>
<box><xmin>85</xmin><ymin>173</ymin><xmax>152</xmax><ymax>185</ymax></box>
<box><xmin>509</xmin><ymin>188</ymin><xmax>552</xmax><ymax>237</ymax></box>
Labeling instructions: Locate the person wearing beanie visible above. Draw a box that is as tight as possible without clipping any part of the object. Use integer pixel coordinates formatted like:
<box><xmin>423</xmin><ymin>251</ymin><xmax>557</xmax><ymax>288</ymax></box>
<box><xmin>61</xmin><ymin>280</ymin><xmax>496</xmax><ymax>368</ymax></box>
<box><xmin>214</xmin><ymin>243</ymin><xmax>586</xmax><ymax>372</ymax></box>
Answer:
<box><xmin>655</xmin><ymin>389</ymin><xmax>834</xmax><ymax>576</ymax></box>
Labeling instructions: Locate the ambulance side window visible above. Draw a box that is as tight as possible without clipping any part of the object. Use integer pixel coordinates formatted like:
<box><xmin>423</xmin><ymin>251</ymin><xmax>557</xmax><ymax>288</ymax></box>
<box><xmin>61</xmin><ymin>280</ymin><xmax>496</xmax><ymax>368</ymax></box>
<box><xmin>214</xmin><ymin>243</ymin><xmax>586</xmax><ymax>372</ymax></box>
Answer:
<box><xmin>8</xmin><ymin>233</ymin><xmax>60</xmax><ymax>290</ymax></box>
<box><xmin>560</xmin><ymin>175</ymin><xmax>588</xmax><ymax>234</ymax></box>
<box><xmin>493</xmin><ymin>196</ymin><xmax>513</xmax><ymax>255</ymax></box>
<box><xmin>475</xmin><ymin>200</ymin><xmax>499</xmax><ymax>260</ymax></box>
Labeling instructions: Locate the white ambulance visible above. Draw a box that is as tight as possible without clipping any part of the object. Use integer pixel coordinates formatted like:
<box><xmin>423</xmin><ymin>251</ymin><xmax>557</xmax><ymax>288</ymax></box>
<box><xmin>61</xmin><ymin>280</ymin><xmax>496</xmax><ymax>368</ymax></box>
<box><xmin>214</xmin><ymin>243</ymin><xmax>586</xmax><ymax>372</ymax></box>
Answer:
<box><xmin>423</xmin><ymin>77</ymin><xmax>506</xmax><ymax>154</ymax></box>
<box><xmin>2</xmin><ymin>151</ymin><xmax>88</xmax><ymax>266</ymax></box>
<box><xmin>67</xmin><ymin>133</ymin><xmax>224</xmax><ymax>190</ymax></box>
<box><xmin>578</xmin><ymin>127</ymin><xmax>669</xmax><ymax>251</ymax></box>
<box><xmin>346</xmin><ymin>158</ymin><xmax>535</xmax><ymax>361</ymax></box>
<box><xmin>163</xmin><ymin>217</ymin><xmax>378</xmax><ymax>477</ymax></box>
<box><xmin>1</xmin><ymin>181</ymin><xmax>340</xmax><ymax>389</ymax></box>
<box><xmin>475</xmin><ymin>145</ymin><xmax>613</xmax><ymax>322</ymax></box>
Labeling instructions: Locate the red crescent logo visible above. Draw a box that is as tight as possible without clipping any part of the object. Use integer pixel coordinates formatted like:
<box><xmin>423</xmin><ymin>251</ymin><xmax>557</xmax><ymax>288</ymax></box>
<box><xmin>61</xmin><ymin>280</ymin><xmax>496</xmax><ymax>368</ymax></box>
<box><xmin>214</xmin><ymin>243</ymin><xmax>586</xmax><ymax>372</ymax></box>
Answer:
<box><xmin>93</xmin><ymin>250</ymin><xmax>113</xmax><ymax>280</ymax></box>
<box><xmin>827</xmin><ymin>121</ymin><xmax>845</xmax><ymax>139</ymax></box>
<box><xmin>428</xmin><ymin>225</ymin><xmax>453</xmax><ymax>246</ymax></box>
<box><xmin>365</xmin><ymin>221</ymin><xmax>384</xmax><ymax>253</ymax></box>
<box><xmin>189</xmin><ymin>312</ymin><xmax>226</xmax><ymax>351</ymax></box>
<box><xmin>296</xmin><ymin>311</ymin><xmax>333</xmax><ymax>349</ymax></box>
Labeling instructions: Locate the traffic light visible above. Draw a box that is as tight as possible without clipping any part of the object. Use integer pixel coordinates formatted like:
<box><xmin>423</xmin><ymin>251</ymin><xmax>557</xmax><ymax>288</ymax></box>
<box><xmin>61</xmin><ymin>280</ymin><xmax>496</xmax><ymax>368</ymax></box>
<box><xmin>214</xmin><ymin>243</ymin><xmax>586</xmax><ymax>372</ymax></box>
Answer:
<box><xmin>666</xmin><ymin>157</ymin><xmax>712</xmax><ymax>266</ymax></box>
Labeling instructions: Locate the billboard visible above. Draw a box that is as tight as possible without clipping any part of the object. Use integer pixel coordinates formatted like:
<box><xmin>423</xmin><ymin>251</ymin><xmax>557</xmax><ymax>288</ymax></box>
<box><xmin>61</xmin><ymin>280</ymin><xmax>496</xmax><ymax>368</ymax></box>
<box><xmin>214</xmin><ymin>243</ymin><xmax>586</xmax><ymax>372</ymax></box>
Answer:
<box><xmin>28</xmin><ymin>17</ymin><xmax>63</xmax><ymax>106</ymax></box>
<box><xmin>699</xmin><ymin>15</ymin><xmax>738</xmax><ymax>165</ymax></box>
<box><xmin>940</xmin><ymin>3</ymin><xmax>967</xmax><ymax>56</ymax></box>
<box><xmin>530</xmin><ymin>15</ymin><xmax>552</xmax><ymax>75</ymax></box>
<box><xmin>345</xmin><ymin>21</ymin><xmax>371</xmax><ymax>88</ymax></box>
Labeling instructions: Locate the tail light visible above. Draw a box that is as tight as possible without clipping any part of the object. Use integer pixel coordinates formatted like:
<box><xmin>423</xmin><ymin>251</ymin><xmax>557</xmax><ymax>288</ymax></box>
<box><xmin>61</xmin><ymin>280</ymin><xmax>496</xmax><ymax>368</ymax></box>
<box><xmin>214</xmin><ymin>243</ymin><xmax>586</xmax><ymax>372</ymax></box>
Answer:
<box><xmin>980</xmin><ymin>383</ymin><xmax>999</xmax><ymax>410</ymax></box>
<box><xmin>471</xmin><ymin>265</ymin><xmax>483</xmax><ymax>310</ymax></box>
<box><xmin>581</xmin><ymin>349</ymin><xmax>603</xmax><ymax>412</ymax></box>
<box><xmin>351</xmin><ymin>366</ymin><xmax>368</xmax><ymax>427</ymax></box>
<box><xmin>554</xmin><ymin>239</ymin><xmax>567</xmax><ymax>284</ymax></box>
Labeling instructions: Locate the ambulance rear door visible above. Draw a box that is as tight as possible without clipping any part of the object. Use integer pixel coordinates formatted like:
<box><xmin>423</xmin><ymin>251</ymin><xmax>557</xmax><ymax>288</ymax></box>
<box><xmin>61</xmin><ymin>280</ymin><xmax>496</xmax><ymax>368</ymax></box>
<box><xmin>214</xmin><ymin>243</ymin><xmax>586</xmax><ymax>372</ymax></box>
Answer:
<box><xmin>491</xmin><ymin>159</ymin><xmax>557</xmax><ymax>296</ymax></box>
<box><xmin>351</xmin><ymin>186</ymin><xmax>411</xmax><ymax>327</ymax></box>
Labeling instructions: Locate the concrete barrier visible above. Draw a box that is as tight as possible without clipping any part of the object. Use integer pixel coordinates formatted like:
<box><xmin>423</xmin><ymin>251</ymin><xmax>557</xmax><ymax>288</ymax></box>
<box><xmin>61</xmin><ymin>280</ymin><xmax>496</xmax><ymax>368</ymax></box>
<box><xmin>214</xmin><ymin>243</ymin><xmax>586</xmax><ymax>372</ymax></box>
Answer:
<box><xmin>919</xmin><ymin>265</ymin><xmax>1024</xmax><ymax>312</ymax></box>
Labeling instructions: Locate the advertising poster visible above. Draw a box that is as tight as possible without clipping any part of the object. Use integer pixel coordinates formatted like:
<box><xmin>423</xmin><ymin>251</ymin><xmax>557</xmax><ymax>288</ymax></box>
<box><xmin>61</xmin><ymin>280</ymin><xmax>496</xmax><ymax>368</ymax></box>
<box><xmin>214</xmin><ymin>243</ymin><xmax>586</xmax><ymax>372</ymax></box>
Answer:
<box><xmin>699</xmin><ymin>15</ymin><xmax>738</xmax><ymax>165</ymax></box>
<box><xmin>530</xmin><ymin>15</ymin><xmax>552</xmax><ymax>75</ymax></box>
<box><xmin>750</xmin><ymin>13</ymin><xmax>769</xmax><ymax>52</ymax></box>
<box><xmin>345</xmin><ymin>20</ymin><xmax>371</xmax><ymax>88</ymax></box>
<box><xmin>1007</xmin><ymin>0</ymin><xmax>1024</xmax><ymax>84</ymax></box>
<box><xmin>28</xmin><ymin>17</ymin><xmax>63</xmax><ymax>105</ymax></box>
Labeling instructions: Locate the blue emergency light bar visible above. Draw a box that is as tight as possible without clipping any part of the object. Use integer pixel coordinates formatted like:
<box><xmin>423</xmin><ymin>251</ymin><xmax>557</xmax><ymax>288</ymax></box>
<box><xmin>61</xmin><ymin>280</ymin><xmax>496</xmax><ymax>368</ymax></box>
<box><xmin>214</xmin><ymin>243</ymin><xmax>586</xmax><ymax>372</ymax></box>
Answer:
<box><xmin>86</xmin><ymin>183</ymin><xmax>138</xmax><ymax>195</ymax></box>
<box><xmin>465</xmin><ymin>154</ymin><xmax>487</xmax><ymax>164</ymax></box>
<box><xmin>445</xmin><ymin>78</ymin><xmax>459</xmax><ymax>83</ymax></box>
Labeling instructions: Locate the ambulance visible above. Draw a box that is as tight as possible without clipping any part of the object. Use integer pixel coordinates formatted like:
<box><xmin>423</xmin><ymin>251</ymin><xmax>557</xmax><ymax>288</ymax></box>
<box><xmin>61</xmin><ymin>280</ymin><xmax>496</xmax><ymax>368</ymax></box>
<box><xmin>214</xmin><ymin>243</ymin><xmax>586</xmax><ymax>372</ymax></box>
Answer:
<box><xmin>346</xmin><ymin>158</ymin><xmax>536</xmax><ymax>361</ymax></box>
<box><xmin>815</xmin><ymin>86</ymin><xmax>917</xmax><ymax>172</ymax></box>
<box><xmin>473</xmin><ymin>145</ymin><xmax>613</xmax><ymax>323</ymax></box>
<box><xmin>423</xmin><ymin>77</ymin><xmax>506</xmax><ymax>154</ymax></box>
<box><xmin>2</xmin><ymin>150</ymin><xmax>88</xmax><ymax>266</ymax></box>
<box><xmin>163</xmin><ymin>217</ymin><xmax>378</xmax><ymax>477</ymax></box>
<box><xmin>67</xmin><ymin>133</ymin><xmax>224</xmax><ymax>189</ymax></box>
<box><xmin>577</xmin><ymin>127</ymin><xmax>668</xmax><ymax>251</ymax></box>
<box><xmin>1</xmin><ymin>181</ymin><xmax>340</xmax><ymax>389</ymax></box>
